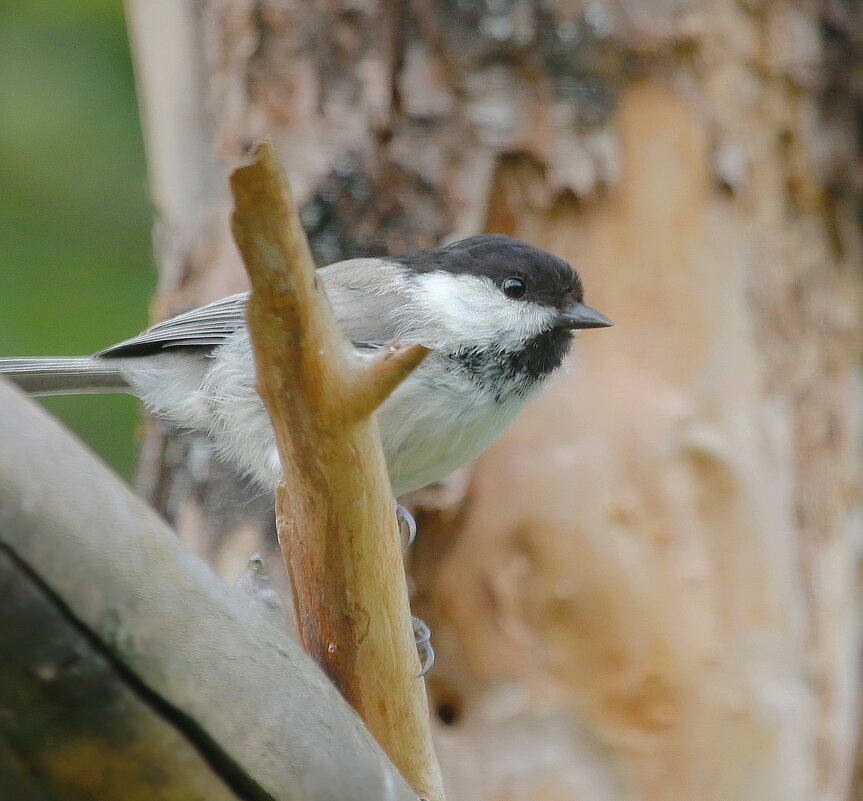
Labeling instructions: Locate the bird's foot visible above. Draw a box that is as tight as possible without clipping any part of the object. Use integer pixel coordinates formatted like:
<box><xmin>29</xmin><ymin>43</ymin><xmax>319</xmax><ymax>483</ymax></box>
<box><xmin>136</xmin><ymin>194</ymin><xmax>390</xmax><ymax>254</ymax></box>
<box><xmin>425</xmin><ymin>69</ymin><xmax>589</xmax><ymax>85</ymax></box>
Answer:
<box><xmin>412</xmin><ymin>615</ymin><xmax>435</xmax><ymax>677</ymax></box>
<box><xmin>395</xmin><ymin>504</ymin><xmax>432</xmax><ymax>674</ymax></box>
<box><xmin>396</xmin><ymin>501</ymin><xmax>417</xmax><ymax>549</ymax></box>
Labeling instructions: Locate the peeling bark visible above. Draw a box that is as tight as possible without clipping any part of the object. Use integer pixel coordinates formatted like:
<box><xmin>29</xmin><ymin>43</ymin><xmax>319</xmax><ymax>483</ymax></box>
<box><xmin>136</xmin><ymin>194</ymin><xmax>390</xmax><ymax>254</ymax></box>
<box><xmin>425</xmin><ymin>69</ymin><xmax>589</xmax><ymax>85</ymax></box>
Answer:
<box><xmin>125</xmin><ymin>2</ymin><xmax>863</xmax><ymax>800</ymax></box>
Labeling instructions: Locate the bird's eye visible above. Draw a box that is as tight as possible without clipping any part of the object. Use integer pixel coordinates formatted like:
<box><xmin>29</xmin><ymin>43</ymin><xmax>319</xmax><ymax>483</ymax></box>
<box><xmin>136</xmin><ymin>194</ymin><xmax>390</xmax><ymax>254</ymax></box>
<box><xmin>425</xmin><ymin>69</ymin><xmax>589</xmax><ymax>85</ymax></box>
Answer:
<box><xmin>502</xmin><ymin>277</ymin><xmax>526</xmax><ymax>299</ymax></box>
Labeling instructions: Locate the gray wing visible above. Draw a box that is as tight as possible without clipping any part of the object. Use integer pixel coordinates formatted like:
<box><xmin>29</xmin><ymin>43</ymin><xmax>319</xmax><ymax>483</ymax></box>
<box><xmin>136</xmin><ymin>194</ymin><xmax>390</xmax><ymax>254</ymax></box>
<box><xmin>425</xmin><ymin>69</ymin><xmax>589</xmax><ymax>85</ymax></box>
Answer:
<box><xmin>96</xmin><ymin>293</ymin><xmax>250</xmax><ymax>357</ymax></box>
<box><xmin>97</xmin><ymin>258</ymin><xmax>410</xmax><ymax>359</ymax></box>
<box><xmin>319</xmin><ymin>258</ymin><xmax>410</xmax><ymax>349</ymax></box>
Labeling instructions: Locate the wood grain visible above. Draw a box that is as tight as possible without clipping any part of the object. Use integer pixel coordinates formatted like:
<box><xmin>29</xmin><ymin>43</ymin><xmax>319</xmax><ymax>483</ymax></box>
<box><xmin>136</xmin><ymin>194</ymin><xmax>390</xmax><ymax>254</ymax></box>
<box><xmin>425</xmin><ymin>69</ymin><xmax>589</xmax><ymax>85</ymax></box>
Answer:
<box><xmin>229</xmin><ymin>140</ymin><xmax>443</xmax><ymax>801</ymax></box>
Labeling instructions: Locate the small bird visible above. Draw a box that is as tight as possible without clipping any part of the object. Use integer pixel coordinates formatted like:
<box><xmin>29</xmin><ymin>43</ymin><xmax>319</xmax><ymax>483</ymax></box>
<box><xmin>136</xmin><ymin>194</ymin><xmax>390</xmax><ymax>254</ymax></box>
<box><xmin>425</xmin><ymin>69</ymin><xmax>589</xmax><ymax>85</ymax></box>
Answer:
<box><xmin>1</xmin><ymin>234</ymin><xmax>611</xmax><ymax>497</ymax></box>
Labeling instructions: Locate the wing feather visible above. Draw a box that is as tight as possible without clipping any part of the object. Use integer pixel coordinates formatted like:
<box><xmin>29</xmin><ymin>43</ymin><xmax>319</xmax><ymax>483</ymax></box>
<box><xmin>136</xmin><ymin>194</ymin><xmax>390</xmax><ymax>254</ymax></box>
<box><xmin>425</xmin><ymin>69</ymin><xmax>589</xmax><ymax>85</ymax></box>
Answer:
<box><xmin>96</xmin><ymin>258</ymin><xmax>411</xmax><ymax>359</ymax></box>
<box><xmin>97</xmin><ymin>293</ymin><xmax>249</xmax><ymax>357</ymax></box>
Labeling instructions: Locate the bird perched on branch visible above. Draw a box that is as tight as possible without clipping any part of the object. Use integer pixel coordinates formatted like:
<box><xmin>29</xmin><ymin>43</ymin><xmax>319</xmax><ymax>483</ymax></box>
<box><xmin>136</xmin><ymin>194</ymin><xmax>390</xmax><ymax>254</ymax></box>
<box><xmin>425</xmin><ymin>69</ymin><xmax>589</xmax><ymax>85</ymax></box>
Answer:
<box><xmin>1</xmin><ymin>234</ymin><xmax>610</xmax><ymax>497</ymax></box>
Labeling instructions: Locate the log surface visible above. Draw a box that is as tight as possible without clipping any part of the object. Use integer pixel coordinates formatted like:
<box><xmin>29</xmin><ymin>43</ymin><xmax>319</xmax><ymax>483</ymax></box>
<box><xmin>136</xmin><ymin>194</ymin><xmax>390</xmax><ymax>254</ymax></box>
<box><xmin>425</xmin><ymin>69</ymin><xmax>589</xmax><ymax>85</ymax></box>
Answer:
<box><xmin>0</xmin><ymin>377</ymin><xmax>417</xmax><ymax>801</ymax></box>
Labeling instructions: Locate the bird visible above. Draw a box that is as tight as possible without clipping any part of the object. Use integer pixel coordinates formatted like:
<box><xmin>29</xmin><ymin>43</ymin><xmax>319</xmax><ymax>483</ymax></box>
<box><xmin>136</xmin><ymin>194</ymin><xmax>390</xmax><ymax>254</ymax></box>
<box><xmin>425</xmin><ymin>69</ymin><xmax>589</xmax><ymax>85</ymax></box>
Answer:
<box><xmin>1</xmin><ymin>234</ymin><xmax>611</xmax><ymax>498</ymax></box>
<box><xmin>3</xmin><ymin>233</ymin><xmax>612</xmax><ymax>675</ymax></box>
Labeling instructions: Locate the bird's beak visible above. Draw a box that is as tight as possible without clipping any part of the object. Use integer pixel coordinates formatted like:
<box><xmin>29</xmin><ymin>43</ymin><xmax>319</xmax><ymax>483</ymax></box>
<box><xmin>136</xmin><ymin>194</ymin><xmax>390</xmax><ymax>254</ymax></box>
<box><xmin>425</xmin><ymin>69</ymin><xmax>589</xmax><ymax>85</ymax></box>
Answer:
<box><xmin>556</xmin><ymin>301</ymin><xmax>613</xmax><ymax>330</ymax></box>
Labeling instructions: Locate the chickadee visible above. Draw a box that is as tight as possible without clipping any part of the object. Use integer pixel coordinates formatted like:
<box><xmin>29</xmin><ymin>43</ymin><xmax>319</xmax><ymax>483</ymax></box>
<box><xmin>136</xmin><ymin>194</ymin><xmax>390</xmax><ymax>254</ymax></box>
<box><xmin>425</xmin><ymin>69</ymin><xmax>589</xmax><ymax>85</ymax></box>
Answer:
<box><xmin>1</xmin><ymin>234</ymin><xmax>611</xmax><ymax>496</ymax></box>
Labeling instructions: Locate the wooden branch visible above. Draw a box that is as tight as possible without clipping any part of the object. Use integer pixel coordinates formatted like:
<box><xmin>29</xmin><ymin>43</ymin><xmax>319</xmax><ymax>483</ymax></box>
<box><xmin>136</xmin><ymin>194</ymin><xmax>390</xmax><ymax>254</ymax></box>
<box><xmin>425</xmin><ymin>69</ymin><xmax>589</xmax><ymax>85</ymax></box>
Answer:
<box><xmin>0</xmin><ymin>378</ymin><xmax>418</xmax><ymax>801</ymax></box>
<box><xmin>229</xmin><ymin>140</ymin><xmax>444</xmax><ymax>801</ymax></box>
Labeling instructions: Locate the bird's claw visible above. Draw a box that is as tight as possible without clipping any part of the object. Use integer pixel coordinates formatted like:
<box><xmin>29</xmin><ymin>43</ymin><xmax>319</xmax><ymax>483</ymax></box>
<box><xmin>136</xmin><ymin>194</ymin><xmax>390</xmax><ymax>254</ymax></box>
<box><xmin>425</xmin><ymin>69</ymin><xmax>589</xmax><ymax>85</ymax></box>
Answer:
<box><xmin>396</xmin><ymin>502</ymin><xmax>417</xmax><ymax>549</ymax></box>
<box><xmin>396</xmin><ymin>506</ymin><xmax>432</xmax><ymax>674</ymax></box>
<box><xmin>412</xmin><ymin>615</ymin><xmax>435</xmax><ymax>677</ymax></box>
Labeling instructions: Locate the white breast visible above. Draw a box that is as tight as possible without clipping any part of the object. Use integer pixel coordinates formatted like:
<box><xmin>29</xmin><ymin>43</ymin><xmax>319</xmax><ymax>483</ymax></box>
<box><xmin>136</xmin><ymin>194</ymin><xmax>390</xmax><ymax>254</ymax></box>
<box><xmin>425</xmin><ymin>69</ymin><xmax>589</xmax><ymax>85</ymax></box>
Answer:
<box><xmin>376</xmin><ymin>355</ymin><xmax>536</xmax><ymax>496</ymax></box>
<box><xmin>121</xmin><ymin>279</ymin><xmax>559</xmax><ymax>497</ymax></box>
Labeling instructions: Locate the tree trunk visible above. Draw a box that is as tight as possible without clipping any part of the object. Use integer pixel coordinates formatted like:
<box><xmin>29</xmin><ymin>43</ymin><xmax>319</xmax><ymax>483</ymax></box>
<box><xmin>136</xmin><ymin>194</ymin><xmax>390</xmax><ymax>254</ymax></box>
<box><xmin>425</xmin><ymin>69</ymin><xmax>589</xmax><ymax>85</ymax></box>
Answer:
<box><xmin>125</xmin><ymin>2</ymin><xmax>863</xmax><ymax>799</ymax></box>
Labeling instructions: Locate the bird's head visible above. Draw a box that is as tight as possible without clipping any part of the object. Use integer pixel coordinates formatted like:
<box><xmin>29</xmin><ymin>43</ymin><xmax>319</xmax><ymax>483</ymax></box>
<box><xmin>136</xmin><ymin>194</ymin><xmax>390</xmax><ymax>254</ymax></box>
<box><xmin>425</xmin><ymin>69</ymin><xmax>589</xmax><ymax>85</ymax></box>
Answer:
<box><xmin>396</xmin><ymin>234</ymin><xmax>611</xmax><ymax>353</ymax></box>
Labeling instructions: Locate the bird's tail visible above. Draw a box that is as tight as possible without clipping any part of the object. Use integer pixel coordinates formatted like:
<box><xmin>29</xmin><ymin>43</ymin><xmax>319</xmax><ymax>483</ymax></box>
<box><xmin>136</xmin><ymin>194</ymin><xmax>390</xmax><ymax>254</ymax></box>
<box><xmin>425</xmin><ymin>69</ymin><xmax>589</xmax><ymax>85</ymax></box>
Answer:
<box><xmin>0</xmin><ymin>357</ymin><xmax>131</xmax><ymax>396</ymax></box>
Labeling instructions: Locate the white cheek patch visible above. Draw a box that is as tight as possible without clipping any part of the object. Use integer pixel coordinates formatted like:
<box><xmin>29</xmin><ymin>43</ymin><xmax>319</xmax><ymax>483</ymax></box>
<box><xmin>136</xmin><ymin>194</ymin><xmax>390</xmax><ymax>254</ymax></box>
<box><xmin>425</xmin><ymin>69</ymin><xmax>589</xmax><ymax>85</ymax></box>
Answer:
<box><xmin>410</xmin><ymin>272</ymin><xmax>557</xmax><ymax>350</ymax></box>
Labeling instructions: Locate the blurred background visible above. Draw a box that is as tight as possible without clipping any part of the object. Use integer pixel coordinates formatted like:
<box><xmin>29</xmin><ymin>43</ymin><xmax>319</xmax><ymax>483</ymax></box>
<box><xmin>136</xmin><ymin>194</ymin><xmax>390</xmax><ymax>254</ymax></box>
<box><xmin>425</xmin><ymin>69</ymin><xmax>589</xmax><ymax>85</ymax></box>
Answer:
<box><xmin>0</xmin><ymin>1</ymin><xmax>151</xmax><ymax>478</ymax></box>
<box><xmin>3</xmin><ymin>2</ymin><xmax>863</xmax><ymax>800</ymax></box>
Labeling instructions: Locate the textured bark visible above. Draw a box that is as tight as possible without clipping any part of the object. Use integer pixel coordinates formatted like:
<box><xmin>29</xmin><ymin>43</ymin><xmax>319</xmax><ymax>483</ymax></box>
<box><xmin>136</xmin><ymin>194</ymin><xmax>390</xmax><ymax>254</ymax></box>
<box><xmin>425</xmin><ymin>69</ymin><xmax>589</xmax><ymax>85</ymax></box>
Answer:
<box><xmin>125</xmin><ymin>0</ymin><xmax>284</xmax><ymax>610</ymax></box>
<box><xmin>125</xmin><ymin>2</ymin><xmax>863</xmax><ymax>800</ymax></box>
<box><xmin>0</xmin><ymin>378</ymin><xmax>418</xmax><ymax>801</ymax></box>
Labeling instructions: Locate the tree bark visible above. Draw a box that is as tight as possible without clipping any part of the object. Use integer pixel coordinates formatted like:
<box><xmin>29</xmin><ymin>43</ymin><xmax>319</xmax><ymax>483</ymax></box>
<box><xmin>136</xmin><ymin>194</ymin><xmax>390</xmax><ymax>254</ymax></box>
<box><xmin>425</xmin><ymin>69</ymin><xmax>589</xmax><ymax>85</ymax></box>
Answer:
<box><xmin>125</xmin><ymin>2</ymin><xmax>863</xmax><ymax>800</ymax></box>
<box><xmin>0</xmin><ymin>377</ymin><xmax>418</xmax><ymax>801</ymax></box>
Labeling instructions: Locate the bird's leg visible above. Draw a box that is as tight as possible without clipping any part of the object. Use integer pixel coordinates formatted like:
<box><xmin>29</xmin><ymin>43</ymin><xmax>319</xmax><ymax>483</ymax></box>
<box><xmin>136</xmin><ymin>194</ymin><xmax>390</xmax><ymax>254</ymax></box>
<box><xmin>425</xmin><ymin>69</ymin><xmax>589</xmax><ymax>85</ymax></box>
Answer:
<box><xmin>412</xmin><ymin>615</ymin><xmax>435</xmax><ymax>677</ymax></box>
<box><xmin>395</xmin><ymin>501</ymin><xmax>434</xmax><ymax>675</ymax></box>
<box><xmin>396</xmin><ymin>501</ymin><xmax>417</xmax><ymax>549</ymax></box>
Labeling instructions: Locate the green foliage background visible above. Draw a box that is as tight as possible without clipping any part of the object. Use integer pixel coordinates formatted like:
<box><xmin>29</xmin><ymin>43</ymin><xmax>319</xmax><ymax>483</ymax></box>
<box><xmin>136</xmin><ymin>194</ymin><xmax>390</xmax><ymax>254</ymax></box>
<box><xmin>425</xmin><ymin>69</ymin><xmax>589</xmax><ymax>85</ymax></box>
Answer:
<box><xmin>0</xmin><ymin>2</ymin><xmax>152</xmax><ymax>479</ymax></box>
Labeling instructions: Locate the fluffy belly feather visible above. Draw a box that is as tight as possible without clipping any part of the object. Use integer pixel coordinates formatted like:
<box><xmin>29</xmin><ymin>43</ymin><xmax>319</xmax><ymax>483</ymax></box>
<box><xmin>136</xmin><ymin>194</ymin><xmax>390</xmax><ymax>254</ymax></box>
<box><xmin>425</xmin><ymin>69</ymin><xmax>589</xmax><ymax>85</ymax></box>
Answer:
<box><xmin>126</xmin><ymin>344</ymin><xmax>547</xmax><ymax>498</ymax></box>
<box><xmin>376</xmin><ymin>358</ymin><xmax>530</xmax><ymax>496</ymax></box>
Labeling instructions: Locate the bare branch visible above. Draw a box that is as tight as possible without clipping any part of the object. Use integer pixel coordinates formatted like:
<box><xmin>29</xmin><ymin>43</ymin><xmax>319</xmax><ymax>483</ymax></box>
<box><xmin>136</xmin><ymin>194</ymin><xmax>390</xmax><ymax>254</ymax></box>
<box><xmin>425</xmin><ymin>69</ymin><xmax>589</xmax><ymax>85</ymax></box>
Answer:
<box><xmin>229</xmin><ymin>140</ymin><xmax>443</xmax><ymax>801</ymax></box>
